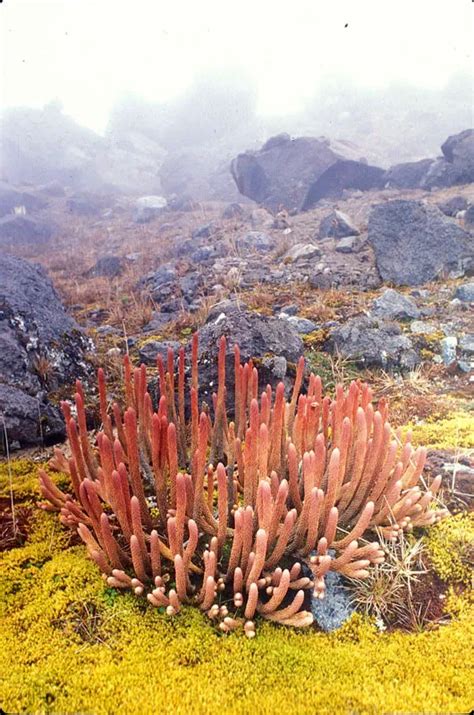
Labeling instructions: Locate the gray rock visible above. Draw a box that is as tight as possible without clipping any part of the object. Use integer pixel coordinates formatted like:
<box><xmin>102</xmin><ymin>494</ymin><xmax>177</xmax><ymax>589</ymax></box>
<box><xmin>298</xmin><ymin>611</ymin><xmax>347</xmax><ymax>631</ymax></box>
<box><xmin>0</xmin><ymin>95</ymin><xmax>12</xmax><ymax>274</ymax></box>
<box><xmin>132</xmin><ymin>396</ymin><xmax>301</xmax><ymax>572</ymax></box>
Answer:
<box><xmin>464</xmin><ymin>204</ymin><xmax>474</xmax><ymax>230</ymax></box>
<box><xmin>0</xmin><ymin>255</ymin><xmax>91</xmax><ymax>449</ymax></box>
<box><xmin>86</xmin><ymin>255</ymin><xmax>124</xmax><ymax>278</ymax></box>
<box><xmin>440</xmin><ymin>337</ymin><xmax>458</xmax><ymax>365</ymax></box>
<box><xmin>368</xmin><ymin>200</ymin><xmax>473</xmax><ymax>286</ymax></box>
<box><xmin>420</xmin><ymin>158</ymin><xmax>463</xmax><ymax>190</ymax></box>
<box><xmin>191</xmin><ymin>300</ymin><xmax>304</xmax><ymax>413</ymax></box>
<box><xmin>371</xmin><ymin>289</ymin><xmax>420</xmax><ymax>320</ymax></box>
<box><xmin>142</xmin><ymin>312</ymin><xmax>173</xmax><ymax>334</ymax></box>
<box><xmin>441</xmin><ymin>129</ymin><xmax>474</xmax><ymax>183</ymax></box>
<box><xmin>437</xmin><ymin>196</ymin><xmax>468</xmax><ymax>217</ymax></box>
<box><xmin>384</xmin><ymin>158</ymin><xmax>435</xmax><ymax>189</ymax></box>
<box><xmin>0</xmin><ymin>181</ymin><xmax>47</xmax><ymax>217</ymax></box>
<box><xmin>410</xmin><ymin>320</ymin><xmax>439</xmax><ymax>335</ymax></box>
<box><xmin>335</xmin><ymin>235</ymin><xmax>357</xmax><ymax>253</ymax></box>
<box><xmin>191</xmin><ymin>246</ymin><xmax>218</xmax><ymax>262</ymax></box>
<box><xmin>142</xmin><ymin>264</ymin><xmax>177</xmax><ymax>292</ymax></box>
<box><xmin>459</xmin><ymin>359</ymin><xmax>474</xmax><ymax>373</ymax></box>
<box><xmin>95</xmin><ymin>325</ymin><xmax>120</xmax><ymax>337</ymax></box>
<box><xmin>328</xmin><ymin>316</ymin><xmax>420</xmax><ymax>370</ymax></box>
<box><xmin>231</xmin><ymin>135</ymin><xmax>384</xmax><ymax>212</ymax></box>
<box><xmin>0</xmin><ymin>384</ymin><xmax>65</xmax><ymax>451</ymax></box>
<box><xmin>0</xmin><ymin>214</ymin><xmax>53</xmax><ymax>248</ymax></box>
<box><xmin>459</xmin><ymin>335</ymin><xmax>474</xmax><ymax>354</ymax></box>
<box><xmin>138</xmin><ymin>339</ymin><xmax>181</xmax><ymax>366</ymax></box>
<box><xmin>283</xmin><ymin>316</ymin><xmax>319</xmax><ymax>334</ymax></box>
<box><xmin>66</xmin><ymin>193</ymin><xmax>106</xmax><ymax>216</ymax></box>
<box><xmin>192</xmin><ymin>223</ymin><xmax>216</xmax><ymax>239</ymax></box>
<box><xmin>318</xmin><ymin>210</ymin><xmax>360</xmax><ymax>239</ymax></box>
<box><xmin>310</xmin><ymin>570</ymin><xmax>357</xmax><ymax>632</ymax></box>
<box><xmin>455</xmin><ymin>283</ymin><xmax>474</xmax><ymax>302</ymax></box>
<box><xmin>133</xmin><ymin>195</ymin><xmax>167</xmax><ymax>223</ymax></box>
<box><xmin>236</xmin><ymin>231</ymin><xmax>274</xmax><ymax>252</ymax></box>
<box><xmin>284</xmin><ymin>243</ymin><xmax>321</xmax><ymax>261</ymax></box>
<box><xmin>222</xmin><ymin>202</ymin><xmax>245</xmax><ymax>220</ymax></box>
<box><xmin>167</xmin><ymin>194</ymin><xmax>197</xmax><ymax>212</ymax></box>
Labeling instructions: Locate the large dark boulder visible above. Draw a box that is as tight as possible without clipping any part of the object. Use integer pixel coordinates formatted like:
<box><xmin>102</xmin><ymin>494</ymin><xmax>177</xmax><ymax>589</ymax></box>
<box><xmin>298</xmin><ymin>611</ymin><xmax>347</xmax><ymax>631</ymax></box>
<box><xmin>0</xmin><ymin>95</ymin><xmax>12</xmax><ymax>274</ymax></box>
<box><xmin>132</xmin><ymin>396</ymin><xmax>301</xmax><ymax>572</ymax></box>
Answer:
<box><xmin>384</xmin><ymin>159</ymin><xmax>435</xmax><ymax>189</ymax></box>
<box><xmin>383</xmin><ymin>129</ymin><xmax>474</xmax><ymax>190</ymax></box>
<box><xmin>368</xmin><ymin>200</ymin><xmax>473</xmax><ymax>286</ymax></box>
<box><xmin>420</xmin><ymin>158</ymin><xmax>464</xmax><ymax>190</ymax></box>
<box><xmin>0</xmin><ymin>256</ymin><xmax>92</xmax><ymax>449</ymax></box>
<box><xmin>190</xmin><ymin>300</ymin><xmax>304</xmax><ymax>412</ymax></box>
<box><xmin>302</xmin><ymin>160</ymin><xmax>385</xmax><ymax>210</ymax></box>
<box><xmin>231</xmin><ymin>135</ymin><xmax>384</xmax><ymax>212</ymax></box>
<box><xmin>0</xmin><ymin>215</ymin><xmax>53</xmax><ymax>249</ymax></box>
<box><xmin>441</xmin><ymin>129</ymin><xmax>474</xmax><ymax>183</ymax></box>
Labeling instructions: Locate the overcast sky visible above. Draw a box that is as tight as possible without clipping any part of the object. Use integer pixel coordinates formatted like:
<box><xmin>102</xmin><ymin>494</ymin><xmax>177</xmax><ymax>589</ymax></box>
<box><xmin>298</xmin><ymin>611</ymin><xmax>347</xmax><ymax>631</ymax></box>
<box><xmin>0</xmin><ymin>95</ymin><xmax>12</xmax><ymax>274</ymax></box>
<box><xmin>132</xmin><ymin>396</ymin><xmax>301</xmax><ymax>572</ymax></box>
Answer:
<box><xmin>1</xmin><ymin>0</ymin><xmax>473</xmax><ymax>133</ymax></box>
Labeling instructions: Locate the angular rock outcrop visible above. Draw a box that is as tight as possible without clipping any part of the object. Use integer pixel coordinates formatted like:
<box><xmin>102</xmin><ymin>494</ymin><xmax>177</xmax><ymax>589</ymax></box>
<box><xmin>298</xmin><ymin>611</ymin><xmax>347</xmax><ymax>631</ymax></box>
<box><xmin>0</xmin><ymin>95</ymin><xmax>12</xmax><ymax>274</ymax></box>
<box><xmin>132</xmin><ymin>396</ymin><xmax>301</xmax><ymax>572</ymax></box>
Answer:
<box><xmin>384</xmin><ymin>158</ymin><xmax>435</xmax><ymax>189</ymax></box>
<box><xmin>441</xmin><ymin>128</ymin><xmax>474</xmax><ymax>182</ymax></box>
<box><xmin>191</xmin><ymin>300</ymin><xmax>304</xmax><ymax>411</ymax></box>
<box><xmin>231</xmin><ymin>135</ymin><xmax>384</xmax><ymax>212</ymax></box>
<box><xmin>327</xmin><ymin>316</ymin><xmax>420</xmax><ymax>370</ymax></box>
<box><xmin>0</xmin><ymin>256</ymin><xmax>92</xmax><ymax>449</ymax></box>
<box><xmin>368</xmin><ymin>200</ymin><xmax>473</xmax><ymax>286</ymax></box>
<box><xmin>384</xmin><ymin>129</ymin><xmax>474</xmax><ymax>190</ymax></box>
<box><xmin>318</xmin><ymin>210</ymin><xmax>360</xmax><ymax>239</ymax></box>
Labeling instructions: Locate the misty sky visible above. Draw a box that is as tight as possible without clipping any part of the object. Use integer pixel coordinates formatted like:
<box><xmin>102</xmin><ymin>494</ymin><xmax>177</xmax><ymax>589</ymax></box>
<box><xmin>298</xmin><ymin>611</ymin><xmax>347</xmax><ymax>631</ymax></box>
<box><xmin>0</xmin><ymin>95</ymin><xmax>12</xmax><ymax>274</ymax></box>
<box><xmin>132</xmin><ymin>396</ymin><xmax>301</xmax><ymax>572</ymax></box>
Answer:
<box><xmin>1</xmin><ymin>0</ymin><xmax>473</xmax><ymax>133</ymax></box>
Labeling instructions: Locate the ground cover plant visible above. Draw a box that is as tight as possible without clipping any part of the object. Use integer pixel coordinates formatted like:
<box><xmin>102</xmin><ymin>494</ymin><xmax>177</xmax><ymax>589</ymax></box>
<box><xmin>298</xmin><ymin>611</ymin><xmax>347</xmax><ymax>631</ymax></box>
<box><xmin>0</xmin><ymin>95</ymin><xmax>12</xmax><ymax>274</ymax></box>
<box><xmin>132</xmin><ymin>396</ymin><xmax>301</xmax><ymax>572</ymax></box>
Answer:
<box><xmin>39</xmin><ymin>334</ymin><xmax>448</xmax><ymax>637</ymax></box>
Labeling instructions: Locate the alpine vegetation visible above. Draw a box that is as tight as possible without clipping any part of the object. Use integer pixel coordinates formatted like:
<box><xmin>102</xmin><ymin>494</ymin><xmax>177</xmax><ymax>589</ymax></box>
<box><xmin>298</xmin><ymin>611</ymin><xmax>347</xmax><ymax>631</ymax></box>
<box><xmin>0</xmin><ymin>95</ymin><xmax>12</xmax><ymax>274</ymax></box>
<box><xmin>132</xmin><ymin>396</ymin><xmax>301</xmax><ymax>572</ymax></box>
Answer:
<box><xmin>39</xmin><ymin>335</ymin><xmax>447</xmax><ymax>636</ymax></box>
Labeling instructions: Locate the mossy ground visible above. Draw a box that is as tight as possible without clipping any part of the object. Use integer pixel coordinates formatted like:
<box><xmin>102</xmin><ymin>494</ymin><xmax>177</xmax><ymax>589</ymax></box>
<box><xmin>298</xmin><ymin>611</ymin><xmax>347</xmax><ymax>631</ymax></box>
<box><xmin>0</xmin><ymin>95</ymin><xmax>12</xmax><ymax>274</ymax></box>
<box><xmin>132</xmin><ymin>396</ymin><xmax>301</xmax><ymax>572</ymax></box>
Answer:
<box><xmin>1</xmin><ymin>460</ymin><xmax>473</xmax><ymax>714</ymax></box>
<box><xmin>407</xmin><ymin>411</ymin><xmax>474</xmax><ymax>450</ymax></box>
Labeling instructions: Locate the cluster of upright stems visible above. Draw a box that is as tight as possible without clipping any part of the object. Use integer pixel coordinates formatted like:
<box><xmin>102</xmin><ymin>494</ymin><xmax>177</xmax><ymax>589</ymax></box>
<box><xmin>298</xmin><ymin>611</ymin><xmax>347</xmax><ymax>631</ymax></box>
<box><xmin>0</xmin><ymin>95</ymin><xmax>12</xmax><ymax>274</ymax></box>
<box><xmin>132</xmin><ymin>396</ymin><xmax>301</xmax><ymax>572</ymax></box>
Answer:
<box><xmin>39</xmin><ymin>334</ymin><xmax>447</xmax><ymax>635</ymax></box>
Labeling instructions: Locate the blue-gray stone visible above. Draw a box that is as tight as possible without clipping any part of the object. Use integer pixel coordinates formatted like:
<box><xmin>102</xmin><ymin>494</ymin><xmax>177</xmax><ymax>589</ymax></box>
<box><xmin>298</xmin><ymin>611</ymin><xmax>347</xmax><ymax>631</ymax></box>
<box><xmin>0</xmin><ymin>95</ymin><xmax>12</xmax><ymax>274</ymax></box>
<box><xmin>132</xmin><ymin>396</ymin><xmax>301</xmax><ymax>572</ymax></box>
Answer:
<box><xmin>310</xmin><ymin>570</ymin><xmax>357</xmax><ymax>632</ymax></box>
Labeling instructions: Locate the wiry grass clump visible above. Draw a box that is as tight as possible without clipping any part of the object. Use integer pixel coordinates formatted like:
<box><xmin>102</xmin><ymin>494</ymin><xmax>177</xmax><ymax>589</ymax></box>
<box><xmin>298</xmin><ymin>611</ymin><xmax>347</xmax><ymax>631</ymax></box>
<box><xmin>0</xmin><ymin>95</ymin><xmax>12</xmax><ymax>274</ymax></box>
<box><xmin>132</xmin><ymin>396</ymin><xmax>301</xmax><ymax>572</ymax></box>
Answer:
<box><xmin>39</xmin><ymin>334</ymin><xmax>447</xmax><ymax>636</ymax></box>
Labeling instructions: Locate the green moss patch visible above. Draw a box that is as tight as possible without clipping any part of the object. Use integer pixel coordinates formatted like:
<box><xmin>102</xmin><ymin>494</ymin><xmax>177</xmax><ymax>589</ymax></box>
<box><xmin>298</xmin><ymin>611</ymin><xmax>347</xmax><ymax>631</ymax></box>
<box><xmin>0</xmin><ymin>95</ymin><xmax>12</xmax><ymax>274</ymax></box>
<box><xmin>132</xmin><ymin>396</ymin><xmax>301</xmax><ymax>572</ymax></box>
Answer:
<box><xmin>1</xmin><ymin>490</ymin><xmax>473</xmax><ymax>714</ymax></box>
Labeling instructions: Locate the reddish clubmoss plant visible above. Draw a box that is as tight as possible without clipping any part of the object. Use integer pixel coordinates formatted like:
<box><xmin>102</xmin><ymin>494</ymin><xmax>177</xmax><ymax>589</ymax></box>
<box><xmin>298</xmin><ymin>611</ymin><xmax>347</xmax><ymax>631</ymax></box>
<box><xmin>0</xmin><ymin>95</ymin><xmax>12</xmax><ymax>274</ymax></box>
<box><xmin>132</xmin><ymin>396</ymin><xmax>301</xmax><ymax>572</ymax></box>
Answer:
<box><xmin>39</xmin><ymin>334</ymin><xmax>447</xmax><ymax>635</ymax></box>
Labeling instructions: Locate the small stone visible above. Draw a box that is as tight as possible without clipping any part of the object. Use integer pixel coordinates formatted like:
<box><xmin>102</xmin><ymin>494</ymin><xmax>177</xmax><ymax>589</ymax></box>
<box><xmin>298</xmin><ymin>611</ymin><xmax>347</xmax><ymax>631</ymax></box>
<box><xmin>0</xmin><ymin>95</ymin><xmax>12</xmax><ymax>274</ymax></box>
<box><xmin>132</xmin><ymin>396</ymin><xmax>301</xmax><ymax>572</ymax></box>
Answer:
<box><xmin>138</xmin><ymin>339</ymin><xmax>181</xmax><ymax>366</ymax></box>
<box><xmin>318</xmin><ymin>210</ymin><xmax>360</xmax><ymax>239</ymax></box>
<box><xmin>310</xmin><ymin>570</ymin><xmax>357</xmax><ymax>632</ymax></box>
<box><xmin>410</xmin><ymin>320</ymin><xmax>438</xmax><ymax>335</ymax></box>
<box><xmin>440</xmin><ymin>336</ymin><xmax>458</xmax><ymax>365</ymax></box>
<box><xmin>459</xmin><ymin>335</ymin><xmax>474</xmax><ymax>354</ymax></box>
<box><xmin>285</xmin><ymin>316</ymin><xmax>319</xmax><ymax>334</ymax></box>
<box><xmin>192</xmin><ymin>223</ymin><xmax>216</xmax><ymax>239</ymax></box>
<box><xmin>284</xmin><ymin>243</ymin><xmax>321</xmax><ymax>261</ymax></box>
<box><xmin>236</xmin><ymin>231</ymin><xmax>274</xmax><ymax>252</ymax></box>
<box><xmin>455</xmin><ymin>283</ymin><xmax>474</xmax><ymax>302</ymax></box>
<box><xmin>335</xmin><ymin>235</ymin><xmax>357</xmax><ymax>253</ymax></box>
<box><xmin>133</xmin><ymin>195</ymin><xmax>167</xmax><ymax>223</ymax></box>
<box><xmin>106</xmin><ymin>347</ymin><xmax>122</xmax><ymax>358</ymax></box>
<box><xmin>372</xmin><ymin>289</ymin><xmax>420</xmax><ymax>320</ymax></box>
